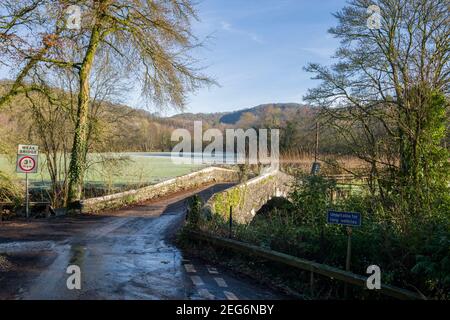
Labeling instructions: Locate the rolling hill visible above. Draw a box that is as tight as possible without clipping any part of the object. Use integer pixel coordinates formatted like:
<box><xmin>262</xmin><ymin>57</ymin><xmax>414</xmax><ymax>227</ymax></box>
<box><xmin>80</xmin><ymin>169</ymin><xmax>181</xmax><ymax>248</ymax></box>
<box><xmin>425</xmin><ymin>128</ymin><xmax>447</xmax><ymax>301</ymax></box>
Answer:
<box><xmin>170</xmin><ymin>103</ymin><xmax>312</xmax><ymax>126</ymax></box>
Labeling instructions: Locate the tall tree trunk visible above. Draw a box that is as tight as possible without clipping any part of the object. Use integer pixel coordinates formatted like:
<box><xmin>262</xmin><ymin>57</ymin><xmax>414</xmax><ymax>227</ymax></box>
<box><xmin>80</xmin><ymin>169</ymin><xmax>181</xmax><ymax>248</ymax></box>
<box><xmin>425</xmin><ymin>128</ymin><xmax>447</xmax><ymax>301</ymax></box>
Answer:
<box><xmin>67</xmin><ymin>25</ymin><xmax>102</xmax><ymax>206</ymax></box>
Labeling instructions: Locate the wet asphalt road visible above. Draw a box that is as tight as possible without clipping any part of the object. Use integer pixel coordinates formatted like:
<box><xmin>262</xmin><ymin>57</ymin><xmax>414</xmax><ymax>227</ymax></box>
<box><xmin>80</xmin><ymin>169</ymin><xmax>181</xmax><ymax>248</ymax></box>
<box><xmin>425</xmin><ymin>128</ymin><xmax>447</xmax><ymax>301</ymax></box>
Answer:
<box><xmin>0</xmin><ymin>184</ymin><xmax>285</xmax><ymax>300</ymax></box>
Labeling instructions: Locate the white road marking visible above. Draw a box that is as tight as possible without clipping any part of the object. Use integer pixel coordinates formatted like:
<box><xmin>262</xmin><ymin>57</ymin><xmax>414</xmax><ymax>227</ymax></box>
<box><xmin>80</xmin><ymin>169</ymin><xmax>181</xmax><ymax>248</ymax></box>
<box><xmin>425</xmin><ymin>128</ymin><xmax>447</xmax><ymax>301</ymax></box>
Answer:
<box><xmin>184</xmin><ymin>264</ymin><xmax>196</xmax><ymax>273</ymax></box>
<box><xmin>207</xmin><ymin>266</ymin><xmax>219</xmax><ymax>274</ymax></box>
<box><xmin>198</xmin><ymin>288</ymin><xmax>215</xmax><ymax>300</ymax></box>
<box><xmin>214</xmin><ymin>277</ymin><xmax>228</xmax><ymax>288</ymax></box>
<box><xmin>190</xmin><ymin>275</ymin><xmax>204</xmax><ymax>286</ymax></box>
<box><xmin>224</xmin><ymin>291</ymin><xmax>239</xmax><ymax>300</ymax></box>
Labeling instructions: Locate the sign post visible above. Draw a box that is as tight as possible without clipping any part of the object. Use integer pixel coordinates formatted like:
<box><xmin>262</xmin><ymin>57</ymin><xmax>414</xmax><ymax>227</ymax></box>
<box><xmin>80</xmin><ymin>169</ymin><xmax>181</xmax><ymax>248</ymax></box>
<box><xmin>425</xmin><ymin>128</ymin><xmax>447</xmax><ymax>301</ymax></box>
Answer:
<box><xmin>345</xmin><ymin>227</ymin><xmax>352</xmax><ymax>271</ymax></box>
<box><xmin>327</xmin><ymin>210</ymin><xmax>361</xmax><ymax>298</ymax></box>
<box><xmin>16</xmin><ymin>145</ymin><xmax>39</xmax><ymax>218</ymax></box>
<box><xmin>25</xmin><ymin>172</ymin><xmax>29</xmax><ymax>218</ymax></box>
<box><xmin>311</xmin><ymin>122</ymin><xmax>321</xmax><ymax>175</ymax></box>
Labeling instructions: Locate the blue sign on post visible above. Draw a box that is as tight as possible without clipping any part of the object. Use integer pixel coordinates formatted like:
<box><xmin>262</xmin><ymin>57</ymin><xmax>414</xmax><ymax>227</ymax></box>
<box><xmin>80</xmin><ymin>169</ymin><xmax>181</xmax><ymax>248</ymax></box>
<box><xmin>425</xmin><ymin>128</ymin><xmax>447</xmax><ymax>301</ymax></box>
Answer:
<box><xmin>327</xmin><ymin>211</ymin><xmax>361</xmax><ymax>227</ymax></box>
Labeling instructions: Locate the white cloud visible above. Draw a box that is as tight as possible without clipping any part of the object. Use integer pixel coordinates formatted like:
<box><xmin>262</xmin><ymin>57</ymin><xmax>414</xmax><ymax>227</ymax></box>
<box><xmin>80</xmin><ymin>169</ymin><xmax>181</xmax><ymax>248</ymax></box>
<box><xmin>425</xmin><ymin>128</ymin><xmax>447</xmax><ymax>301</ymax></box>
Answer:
<box><xmin>221</xmin><ymin>21</ymin><xmax>232</xmax><ymax>31</ymax></box>
<box><xmin>220</xmin><ymin>21</ymin><xmax>264</xmax><ymax>44</ymax></box>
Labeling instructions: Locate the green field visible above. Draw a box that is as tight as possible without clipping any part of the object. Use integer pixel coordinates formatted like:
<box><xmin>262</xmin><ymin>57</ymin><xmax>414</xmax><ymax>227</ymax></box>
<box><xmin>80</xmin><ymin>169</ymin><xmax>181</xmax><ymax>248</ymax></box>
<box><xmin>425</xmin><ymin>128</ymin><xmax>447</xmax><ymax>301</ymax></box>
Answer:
<box><xmin>0</xmin><ymin>153</ymin><xmax>205</xmax><ymax>189</ymax></box>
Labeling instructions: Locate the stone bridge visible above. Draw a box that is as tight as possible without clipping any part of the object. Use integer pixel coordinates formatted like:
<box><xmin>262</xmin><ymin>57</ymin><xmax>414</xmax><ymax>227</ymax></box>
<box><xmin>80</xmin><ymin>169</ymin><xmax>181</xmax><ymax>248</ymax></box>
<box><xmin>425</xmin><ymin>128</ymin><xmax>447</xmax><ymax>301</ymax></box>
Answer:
<box><xmin>202</xmin><ymin>170</ymin><xmax>294</xmax><ymax>224</ymax></box>
<box><xmin>80</xmin><ymin>166</ymin><xmax>294</xmax><ymax>223</ymax></box>
<box><xmin>80</xmin><ymin>167</ymin><xmax>239</xmax><ymax>213</ymax></box>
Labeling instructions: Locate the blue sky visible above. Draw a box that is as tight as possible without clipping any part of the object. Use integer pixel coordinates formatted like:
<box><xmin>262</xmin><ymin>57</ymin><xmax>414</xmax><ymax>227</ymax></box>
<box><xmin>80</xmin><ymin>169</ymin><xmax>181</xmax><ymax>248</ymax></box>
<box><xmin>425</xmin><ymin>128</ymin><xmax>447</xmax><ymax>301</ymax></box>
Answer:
<box><xmin>0</xmin><ymin>0</ymin><xmax>346</xmax><ymax>115</ymax></box>
<box><xmin>176</xmin><ymin>0</ymin><xmax>345</xmax><ymax>115</ymax></box>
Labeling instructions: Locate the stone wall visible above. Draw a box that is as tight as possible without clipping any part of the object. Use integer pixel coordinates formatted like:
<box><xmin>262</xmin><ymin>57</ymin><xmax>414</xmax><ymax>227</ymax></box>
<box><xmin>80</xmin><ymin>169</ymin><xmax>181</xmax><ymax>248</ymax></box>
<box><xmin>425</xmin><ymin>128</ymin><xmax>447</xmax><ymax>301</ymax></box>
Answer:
<box><xmin>202</xmin><ymin>170</ymin><xmax>294</xmax><ymax>224</ymax></box>
<box><xmin>81</xmin><ymin>167</ymin><xmax>239</xmax><ymax>214</ymax></box>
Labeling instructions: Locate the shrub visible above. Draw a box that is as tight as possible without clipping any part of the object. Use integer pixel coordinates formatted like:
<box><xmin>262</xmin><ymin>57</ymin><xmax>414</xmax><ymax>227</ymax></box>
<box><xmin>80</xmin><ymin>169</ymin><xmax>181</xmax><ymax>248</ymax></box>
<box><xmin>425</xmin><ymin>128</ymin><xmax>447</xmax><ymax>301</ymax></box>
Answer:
<box><xmin>288</xmin><ymin>173</ymin><xmax>336</xmax><ymax>230</ymax></box>
<box><xmin>186</xmin><ymin>195</ymin><xmax>202</xmax><ymax>227</ymax></box>
<box><xmin>189</xmin><ymin>168</ymin><xmax>449</xmax><ymax>298</ymax></box>
<box><xmin>0</xmin><ymin>171</ymin><xmax>23</xmax><ymax>205</ymax></box>
<box><xmin>411</xmin><ymin>222</ymin><xmax>450</xmax><ymax>299</ymax></box>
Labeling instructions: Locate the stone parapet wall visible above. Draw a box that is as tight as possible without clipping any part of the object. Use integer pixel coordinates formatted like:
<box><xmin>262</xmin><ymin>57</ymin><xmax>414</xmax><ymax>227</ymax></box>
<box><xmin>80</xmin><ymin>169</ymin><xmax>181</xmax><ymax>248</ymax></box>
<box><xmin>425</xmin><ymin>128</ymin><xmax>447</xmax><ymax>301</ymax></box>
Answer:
<box><xmin>81</xmin><ymin>167</ymin><xmax>239</xmax><ymax>213</ymax></box>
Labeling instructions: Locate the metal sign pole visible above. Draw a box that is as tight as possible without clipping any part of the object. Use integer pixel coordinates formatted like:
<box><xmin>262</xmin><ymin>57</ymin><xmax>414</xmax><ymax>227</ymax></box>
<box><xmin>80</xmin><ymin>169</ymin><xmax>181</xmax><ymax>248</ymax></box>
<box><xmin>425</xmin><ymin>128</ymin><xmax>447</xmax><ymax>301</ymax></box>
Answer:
<box><xmin>346</xmin><ymin>227</ymin><xmax>352</xmax><ymax>271</ymax></box>
<box><xmin>25</xmin><ymin>172</ymin><xmax>29</xmax><ymax>219</ymax></box>
<box><xmin>16</xmin><ymin>145</ymin><xmax>39</xmax><ymax>219</ymax></box>
<box><xmin>326</xmin><ymin>211</ymin><xmax>360</xmax><ymax>299</ymax></box>
<box><xmin>344</xmin><ymin>227</ymin><xmax>352</xmax><ymax>298</ymax></box>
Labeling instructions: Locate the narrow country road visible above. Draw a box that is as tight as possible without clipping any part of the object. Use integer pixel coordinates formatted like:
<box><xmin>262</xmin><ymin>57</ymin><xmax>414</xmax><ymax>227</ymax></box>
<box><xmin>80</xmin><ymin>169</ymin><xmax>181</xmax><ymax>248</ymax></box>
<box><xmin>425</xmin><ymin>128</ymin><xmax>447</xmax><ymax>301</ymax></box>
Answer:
<box><xmin>0</xmin><ymin>184</ymin><xmax>285</xmax><ymax>300</ymax></box>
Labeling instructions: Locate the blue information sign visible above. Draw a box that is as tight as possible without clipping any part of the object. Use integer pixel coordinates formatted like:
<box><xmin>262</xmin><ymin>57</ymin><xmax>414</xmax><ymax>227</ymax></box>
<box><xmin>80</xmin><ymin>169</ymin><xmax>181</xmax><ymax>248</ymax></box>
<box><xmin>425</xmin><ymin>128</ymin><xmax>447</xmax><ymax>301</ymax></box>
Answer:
<box><xmin>327</xmin><ymin>211</ymin><xmax>361</xmax><ymax>227</ymax></box>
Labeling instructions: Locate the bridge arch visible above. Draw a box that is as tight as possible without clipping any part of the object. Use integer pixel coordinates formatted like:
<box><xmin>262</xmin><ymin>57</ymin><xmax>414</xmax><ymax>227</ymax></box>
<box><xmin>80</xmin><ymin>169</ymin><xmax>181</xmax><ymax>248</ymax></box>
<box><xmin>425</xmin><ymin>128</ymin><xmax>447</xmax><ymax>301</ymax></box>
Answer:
<box><xmin>202</xmin><ymin>170</ymin><xmax>294</xmax><ymax>224</ymax></box>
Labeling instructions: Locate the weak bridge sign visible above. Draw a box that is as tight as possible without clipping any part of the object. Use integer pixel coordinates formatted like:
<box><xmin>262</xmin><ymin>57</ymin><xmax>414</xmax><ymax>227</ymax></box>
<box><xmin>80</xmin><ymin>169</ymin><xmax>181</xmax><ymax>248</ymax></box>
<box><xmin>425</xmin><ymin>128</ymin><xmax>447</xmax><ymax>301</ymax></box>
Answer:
<box><xmin>16</xmin><ymin>144</ymin><xmax>39</xmax><ymax>174</ymax></box>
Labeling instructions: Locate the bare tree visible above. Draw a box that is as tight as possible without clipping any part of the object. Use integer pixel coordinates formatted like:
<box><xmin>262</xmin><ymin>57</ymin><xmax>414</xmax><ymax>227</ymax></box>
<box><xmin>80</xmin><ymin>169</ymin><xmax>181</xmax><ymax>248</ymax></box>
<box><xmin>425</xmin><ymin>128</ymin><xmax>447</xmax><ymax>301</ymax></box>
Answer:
<box><xmin>0</xmin><ymin>0</ymin><xmax>212</xmax><ymax>207</ymax></box>
<box><xmin>304</xmin><ymin>0</ymin><xmax>449</xmax><ymax>224</ymax></box>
